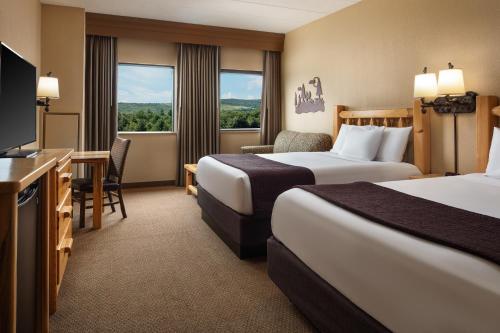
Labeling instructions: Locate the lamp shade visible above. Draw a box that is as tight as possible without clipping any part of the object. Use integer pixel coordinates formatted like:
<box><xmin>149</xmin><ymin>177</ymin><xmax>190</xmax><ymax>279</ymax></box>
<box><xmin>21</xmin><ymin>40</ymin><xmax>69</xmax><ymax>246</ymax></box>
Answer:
<box><xmin>414</xmin><ymin>73</ymin><xmax>438</xmax><ymax>98</ymax></box>
<box><xmin>437</xmin><ymin>68</ymin><xmax>465</xmax><ymax>96</ymax></box>
<box><xmin>37</xmin><ymin>76</ymin><xmax>59</xmax><ymax>99</ymax></box>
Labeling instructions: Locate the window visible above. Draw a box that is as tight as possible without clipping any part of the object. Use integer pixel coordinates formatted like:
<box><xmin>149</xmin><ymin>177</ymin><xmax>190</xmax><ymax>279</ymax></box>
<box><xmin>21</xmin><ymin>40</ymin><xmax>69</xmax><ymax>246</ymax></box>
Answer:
<box><xmin>220</xmin><ymin>71</ymin><xmax>262</xmax><ymax>129</ymax></box>
<box><xmin>118</xmin><ymin>64</ymin><xmax>174</xmax><ymax>132</ymax></box>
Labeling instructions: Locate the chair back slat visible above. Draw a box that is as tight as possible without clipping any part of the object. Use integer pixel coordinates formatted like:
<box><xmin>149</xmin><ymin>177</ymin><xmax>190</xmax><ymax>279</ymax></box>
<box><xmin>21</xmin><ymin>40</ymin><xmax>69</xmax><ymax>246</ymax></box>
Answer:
<box><xmin>107</xmin><ymin>137</ymin><xmax>131</xmax><ymax>183</ymax></box>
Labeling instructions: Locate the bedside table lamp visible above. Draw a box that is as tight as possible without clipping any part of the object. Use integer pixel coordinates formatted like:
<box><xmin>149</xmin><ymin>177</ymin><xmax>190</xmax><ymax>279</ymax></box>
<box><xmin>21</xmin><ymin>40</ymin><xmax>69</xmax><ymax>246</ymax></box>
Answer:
<box><xmin>37</xmin><ymin>73</ymin><xmax>59</xmax><ymax>112</ymax></box>
<box><xmin>413</xmin><ymin>63</ymin><xmax>478</xmax><ymax>175</ymax></box>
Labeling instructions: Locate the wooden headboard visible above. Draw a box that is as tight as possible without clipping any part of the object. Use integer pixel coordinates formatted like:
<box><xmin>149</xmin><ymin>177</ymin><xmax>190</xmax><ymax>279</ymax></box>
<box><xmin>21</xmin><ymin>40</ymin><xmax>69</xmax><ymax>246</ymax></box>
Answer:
<box><xmin>476</xmin><ymin>96</ymin><xmax>500</xmax><ymax>172</ymax></box>
<box><xmin>333</xmin><ymin>103</ymin><xmax>430</xmax><ymax>174</ymax></box>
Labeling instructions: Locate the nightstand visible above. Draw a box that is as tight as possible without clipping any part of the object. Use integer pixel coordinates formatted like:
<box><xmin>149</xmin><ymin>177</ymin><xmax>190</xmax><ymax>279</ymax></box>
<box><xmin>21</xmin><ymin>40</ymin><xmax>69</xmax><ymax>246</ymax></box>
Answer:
<box><xmin>409</xmin><ymin>173</ymin><xmax>442</xmax><ymax>180</ymax></box>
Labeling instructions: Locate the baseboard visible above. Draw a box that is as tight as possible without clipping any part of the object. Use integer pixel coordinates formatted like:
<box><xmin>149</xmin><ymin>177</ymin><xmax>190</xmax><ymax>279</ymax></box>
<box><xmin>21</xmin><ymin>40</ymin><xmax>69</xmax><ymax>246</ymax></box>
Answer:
<box><xmin>122</xmin><ymin>180</ymin><xmax>176</xmax><ymax>189</ymax></box>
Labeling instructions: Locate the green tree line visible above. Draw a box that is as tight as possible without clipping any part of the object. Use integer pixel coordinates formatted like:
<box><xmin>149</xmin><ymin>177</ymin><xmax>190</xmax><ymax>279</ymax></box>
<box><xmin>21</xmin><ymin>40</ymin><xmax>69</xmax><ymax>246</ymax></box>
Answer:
<box><xmin>118</xmin><ymin>100</ymin><xmax>260</xmax><ymax>131</ymax></box>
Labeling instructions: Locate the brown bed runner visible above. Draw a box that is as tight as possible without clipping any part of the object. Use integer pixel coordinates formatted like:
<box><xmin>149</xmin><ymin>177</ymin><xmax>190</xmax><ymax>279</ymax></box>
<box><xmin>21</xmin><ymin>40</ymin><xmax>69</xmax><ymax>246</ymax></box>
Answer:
<box><xmin>297</xmin><ymin>182</ymin><xmax>500</xmax><ymax>266</ymax></box>
<box><xmin>210</xmin><ymin>154</ymin><xmax>315</xmax><ymax>218</ymax></box>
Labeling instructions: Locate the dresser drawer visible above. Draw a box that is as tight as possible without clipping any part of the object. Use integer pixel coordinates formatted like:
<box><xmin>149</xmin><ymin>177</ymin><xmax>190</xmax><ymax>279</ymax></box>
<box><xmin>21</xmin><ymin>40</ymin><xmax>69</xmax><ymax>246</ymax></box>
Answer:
<box><xmin>56</xmin><ymin>188</ymin><xmax>72</xmax><ymax>244</ymax></box>
<box><xmin>57</xmin><ymin>237</ymin><xmax>73</xmax><ymax>285</ymax></box>
<box><xmin>56</xmin><ymin>158</ymin><xmax>72</xmax><ymax>204</ymax></box>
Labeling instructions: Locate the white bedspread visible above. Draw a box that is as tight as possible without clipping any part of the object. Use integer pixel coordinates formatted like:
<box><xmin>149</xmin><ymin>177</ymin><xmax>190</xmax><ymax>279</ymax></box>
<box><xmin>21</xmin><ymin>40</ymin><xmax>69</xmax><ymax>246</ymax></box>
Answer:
<box><xmin>272</xmin><ymin>174</ymin><xmax>500</xmax><ymax>333</ymax></box>
<box><xmin>196</xmin><ymin>152</ymin><xmax>421</xmax><ymax>215</ymax></box>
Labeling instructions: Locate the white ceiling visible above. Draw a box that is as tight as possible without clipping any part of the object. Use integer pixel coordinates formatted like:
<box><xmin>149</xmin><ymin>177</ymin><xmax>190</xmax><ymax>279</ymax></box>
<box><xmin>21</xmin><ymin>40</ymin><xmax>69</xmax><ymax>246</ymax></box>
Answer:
<box><xmin>41</xmin><ymin>0</ymin><xmax>361</xmax><ymax>33</ymax></box>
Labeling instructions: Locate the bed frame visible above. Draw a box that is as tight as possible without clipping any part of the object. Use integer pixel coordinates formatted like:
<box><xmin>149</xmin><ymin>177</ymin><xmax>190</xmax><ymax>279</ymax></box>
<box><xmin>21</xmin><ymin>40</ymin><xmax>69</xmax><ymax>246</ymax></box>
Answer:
<box><xmin>334</xmin><ymin>102</ymin><xmax>430</xmax><ymax>174</ymax></box>
<box><xmin>268</xmin><ymin>95</ymin><xmax>499</xmax><ymax>332</ymax></box>
<box><xmin>198</xmin><ymin>104</ymin><xmax>431</xmax><ymax>259</ymax></box>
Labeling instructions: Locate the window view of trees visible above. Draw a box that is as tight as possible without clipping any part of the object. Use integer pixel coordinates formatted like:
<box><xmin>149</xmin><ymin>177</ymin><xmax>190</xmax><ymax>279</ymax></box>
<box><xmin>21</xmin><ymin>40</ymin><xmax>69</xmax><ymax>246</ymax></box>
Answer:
<box><xmin>220</xmin><ymin>71</ymin><xmax>262</xmax><ymax>129</ymax></box>
<box><xmin>118</xmin><ymin>67</ymin><xmax>262</xmax><ymax>131</ymax></box>
<box><xmin>118</xmin><ymin>103</ymin><xmax>173</xmax><ymax>132</ymax></box>
<box><xmin>118</xmin><ymin>64</ymin><xmax>174</xmax><ymax>132</ymax></box>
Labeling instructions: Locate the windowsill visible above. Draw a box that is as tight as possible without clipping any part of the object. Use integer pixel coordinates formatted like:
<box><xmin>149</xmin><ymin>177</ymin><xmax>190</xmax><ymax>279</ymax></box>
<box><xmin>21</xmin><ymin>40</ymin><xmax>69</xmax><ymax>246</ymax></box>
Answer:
<box><xmin>220</xmin><ymin>128</ymin><xmax>261</xmax><ymax>132</ymax></box>
<box><xmin>118</xmin><ymin>131</ymin><xmax>176</xmax><ymax>135</ymax></box>
<box><xmin>118</xmin><ymin>129</ymin><xmax>261</xmax><ymax>135</ymax></box>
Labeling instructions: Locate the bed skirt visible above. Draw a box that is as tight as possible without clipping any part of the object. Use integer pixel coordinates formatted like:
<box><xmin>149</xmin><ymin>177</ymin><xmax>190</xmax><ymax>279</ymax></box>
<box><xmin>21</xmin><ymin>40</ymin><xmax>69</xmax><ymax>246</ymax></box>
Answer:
<box><xmin>197</xmin><ymin>185</ymin><xmax>271</xmax><ymax>259</ymax></box>
<box><xmin>267</xmin><ymin>237</ymin><xmax>389</xmax><ymax>333</ymax></box>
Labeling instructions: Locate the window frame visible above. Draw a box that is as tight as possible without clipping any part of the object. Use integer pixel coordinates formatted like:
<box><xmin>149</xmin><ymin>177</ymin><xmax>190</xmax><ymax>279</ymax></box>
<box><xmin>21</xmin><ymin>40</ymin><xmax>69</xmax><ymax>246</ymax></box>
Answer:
<box><xmin>117</xmin><ymin>62</ymin><xmax>176</xmax><ymax>134</ymax></box>
<box><xmin>219</xmin><ymin>69</ymin><xmax>263</xmax><ymax>132</ymax></box>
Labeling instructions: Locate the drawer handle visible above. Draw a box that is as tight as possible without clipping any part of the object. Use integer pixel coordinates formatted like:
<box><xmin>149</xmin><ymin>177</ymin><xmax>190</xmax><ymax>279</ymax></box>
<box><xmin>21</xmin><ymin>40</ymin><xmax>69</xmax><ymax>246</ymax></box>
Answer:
<box><xmin>61</xmin><ymin>172</ymin><xmax>72</xmax><ymax>182</ymax></box>
<box><xmin>59</xmin><ymin>238</ymin><xmax>73</xmax><ymax>256</ymax></box>
<box><xmin>60</xmin><ymin>206</ymin><xmax>72</xmax><ymax>218</ymax></box>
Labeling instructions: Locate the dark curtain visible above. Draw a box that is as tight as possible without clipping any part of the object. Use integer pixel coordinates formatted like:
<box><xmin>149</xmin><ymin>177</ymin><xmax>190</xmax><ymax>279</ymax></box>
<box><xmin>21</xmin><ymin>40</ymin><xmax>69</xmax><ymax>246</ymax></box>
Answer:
<box><xmin>260</xmin><ymin>51</ymin><xmax>282</xmax><ymax>145</ymax></box>
<box><xmin>176</xmin><ymin>44</ymin><xmax>220</xmax><ymax>186</ymax></box>
<box><xmin>85</xmin><ymin>35</ymin><xmax>118</xmax><ymax>155</ymax></box>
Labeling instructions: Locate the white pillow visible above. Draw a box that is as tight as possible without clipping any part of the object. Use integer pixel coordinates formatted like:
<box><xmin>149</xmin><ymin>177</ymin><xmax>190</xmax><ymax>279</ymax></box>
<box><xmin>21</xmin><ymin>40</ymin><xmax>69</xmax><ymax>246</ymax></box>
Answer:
<box><xmin>331</xmin><ymin>124</ymin><xmax>373</xmax><ymax>154</ymax></box>
<box><xmin>485</xmin><ymin>127</ymin><xmax>500</xmax><ymax>178</ymax></box>
<box><xmin>375</xmin><ymin>127</ymin><xmax>413</xmax><ymax>162</ymax></box>
<box><xmin>330</xmin><ymin>124</ymin><xmax>351</xmax><ymax>154</ymax></box>
<box><xmin>339</xmin><ymin>126</ymin><xmax>385</xmax><ymax>161</ymax></box>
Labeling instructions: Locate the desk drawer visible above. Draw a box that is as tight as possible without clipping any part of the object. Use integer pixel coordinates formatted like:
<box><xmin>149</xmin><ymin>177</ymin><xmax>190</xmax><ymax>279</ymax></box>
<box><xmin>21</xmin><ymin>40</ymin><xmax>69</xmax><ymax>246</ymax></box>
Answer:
<box><xmin>56</xmin><ymin>158</ymin><xmax>72</xmax><ymax>204</ymax></box>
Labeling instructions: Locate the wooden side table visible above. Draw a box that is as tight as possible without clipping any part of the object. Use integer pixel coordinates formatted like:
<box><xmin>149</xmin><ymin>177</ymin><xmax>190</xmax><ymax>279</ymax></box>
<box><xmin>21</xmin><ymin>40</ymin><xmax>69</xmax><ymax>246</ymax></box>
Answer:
<box><xmin>184</xmin><ymin>164</ymin><xmax>198</xmax><ymax>196</ymax></box>
<box><xmin>409</xmin><ymin>173</ymin><xmax>442</xmax><ymax>180</ymax></box>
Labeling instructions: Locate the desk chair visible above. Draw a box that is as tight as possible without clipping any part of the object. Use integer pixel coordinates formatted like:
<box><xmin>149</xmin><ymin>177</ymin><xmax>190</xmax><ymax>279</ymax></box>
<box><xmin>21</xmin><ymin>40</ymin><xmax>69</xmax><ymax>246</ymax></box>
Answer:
<box><xmin>72</xmin><ymin>137</ymin><xmax>131</xmax><ymax>228</ymax></box>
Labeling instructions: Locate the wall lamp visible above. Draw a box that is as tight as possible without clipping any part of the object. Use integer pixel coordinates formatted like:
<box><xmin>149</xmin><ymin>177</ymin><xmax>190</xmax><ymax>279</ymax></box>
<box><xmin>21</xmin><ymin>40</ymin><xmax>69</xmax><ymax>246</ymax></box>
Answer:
<box><xmin>413</xmin><ymin>63</ymin><xmax>477</xmax><ymax>114</ymax></box>
<box><xmin>36</xmin><ymin>72</ymin><xmax>60</xmax><ymax>112</ymax></box>
<box><xmin>413</xmin><ymin>63</ymin><xmax>478</xmax><ymax>176</ymax></box>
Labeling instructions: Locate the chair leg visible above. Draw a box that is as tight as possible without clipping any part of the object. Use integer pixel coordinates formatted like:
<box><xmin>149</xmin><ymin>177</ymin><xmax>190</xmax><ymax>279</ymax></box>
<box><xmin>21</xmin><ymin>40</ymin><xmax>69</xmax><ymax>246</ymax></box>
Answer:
<box><xmin>79</xmin><ymin>192</ymin><xmax>86</xmax><ymax>228</ymax></box>
<box><xmin>108</xmin><ymin>191</ymin><xmax>116</xmax><ymax>213</ymax></box>
<box><xmin>118</xmin><ymin>188</ymin><xmax>127</xmax><ymax>218</ymax></box>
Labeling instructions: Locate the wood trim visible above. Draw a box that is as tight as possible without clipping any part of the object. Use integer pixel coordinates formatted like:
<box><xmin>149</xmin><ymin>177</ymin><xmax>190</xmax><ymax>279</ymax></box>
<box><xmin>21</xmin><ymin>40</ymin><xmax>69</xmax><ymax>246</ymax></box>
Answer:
<box><xmin>333</xmin><ymin>105</ymin><xmax>414</xmax><ymax>135</ymax></box>
<box><xmin>333</xmin><ymin>105</ymin><xmax>347</xmax><ymax>139</ymax></box>
<box><xmin>333</xmin><ymin>104</ymin><xmax>430</xmax><ymax>173</ymax></box>
<box><xmin>476</xmin><ymin>96</ymin><xmax>499</xmax><ymax>172</ymax></box>
<box><xmin>413</xmin><ymin>99</ymin><xmax>431</xmax><ymax>174</ymax></box>
<box><xmin>86</xmin><ymin>13</ymin><xmax>285</xmax><ymax>52</ymax></box>
<box><xmin>48</xmin><ymin>165</ymin><xmax>57</xmax><ymax>314</ymax></box>
<box><xmin>40</xmin><ymin>172</ymin><xmax>50</xmax><ymax>333</ymax></box>
<box><xmin>493</xmin><ymin>105</ymin><xmax>500</xmax><ymax>117</ymax></box>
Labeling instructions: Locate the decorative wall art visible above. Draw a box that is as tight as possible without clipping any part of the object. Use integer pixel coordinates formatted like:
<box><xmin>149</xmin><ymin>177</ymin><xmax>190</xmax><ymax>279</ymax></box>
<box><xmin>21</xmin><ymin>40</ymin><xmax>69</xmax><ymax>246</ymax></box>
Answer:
<box><xmin>295</xmin><ymin>77</ymin><xmax>325</xmax><ymax>114</ymax></box>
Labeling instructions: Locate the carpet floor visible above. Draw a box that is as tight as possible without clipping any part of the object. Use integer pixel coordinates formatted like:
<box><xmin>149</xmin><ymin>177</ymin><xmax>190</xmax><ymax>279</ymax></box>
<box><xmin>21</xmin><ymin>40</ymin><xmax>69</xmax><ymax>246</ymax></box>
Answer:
<box><xmin>50</xmin><ymin>187</ymin><xmax>315</xmax><ymax>332</ymax></box>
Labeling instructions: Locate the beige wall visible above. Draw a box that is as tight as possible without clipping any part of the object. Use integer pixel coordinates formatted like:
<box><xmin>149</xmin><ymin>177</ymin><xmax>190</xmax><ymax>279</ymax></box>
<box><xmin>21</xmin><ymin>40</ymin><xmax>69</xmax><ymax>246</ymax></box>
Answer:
<box><xmin>118</xmin><ymin>39</ymin><xmax>262</xmax><ymax>183</ymax></box>
<box><xmin>282</xmin><ymin>0</ymin><xmax>500</xmax><ymax>174</ymax></box>
<box><xmin>221</xmin><ymin>47</ymin><xmax>263</xmax><ymax>71</ymax></box>
<box><xmin>0</xmin><ymin>0</ymin><xmax>41</xmax><ymax>147</ymax></box>
<box><xmin>41</xmin><ymin>5</ymin><xmax>86</xmax><ymax>153</ymax></box>
<box><xmin>220</xmin><ymin>130</ymin><xmax>261</xmax><ymax>153</ymax></box>
<box><xmin>118</xmin><ymin>38</ymin><xmax>177</xmax><ymax>66</ymax></box>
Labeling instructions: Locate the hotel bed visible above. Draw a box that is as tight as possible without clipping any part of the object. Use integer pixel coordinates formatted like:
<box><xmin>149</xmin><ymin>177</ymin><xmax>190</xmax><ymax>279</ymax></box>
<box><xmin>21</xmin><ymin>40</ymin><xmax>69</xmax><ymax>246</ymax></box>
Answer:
<box><xmin>197</xmin><ymin>152</ymin><xmax>421</xmax><ymax>215</ymax></box>
<box><xmin>267</xmin><ymin>97</ymin><xmax>500</xmax><ymax>332</ymax></box>
<box><xmin>197</xmin><ymin>105</ymin><xmax>431</xmax><ymax>258</ymax></box>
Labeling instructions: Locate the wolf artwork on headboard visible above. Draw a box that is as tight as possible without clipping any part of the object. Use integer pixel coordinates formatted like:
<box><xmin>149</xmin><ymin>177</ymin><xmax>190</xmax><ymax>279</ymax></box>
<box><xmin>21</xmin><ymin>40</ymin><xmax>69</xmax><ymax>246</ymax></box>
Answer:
<box><xmin>295</xmin><ymin>77</ymin><xmax>325</xmax><ymax>114</ymax></box>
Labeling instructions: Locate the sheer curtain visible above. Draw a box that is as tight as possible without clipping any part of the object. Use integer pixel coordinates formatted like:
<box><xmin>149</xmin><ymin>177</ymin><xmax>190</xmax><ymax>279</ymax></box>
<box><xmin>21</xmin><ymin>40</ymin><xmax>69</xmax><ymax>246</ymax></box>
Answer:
<box><xmin>260</xmin><ymin>51</ymin><xmax>282</xmax><ymax>145</ymax></box>
<box><xmin>176</xmin><ymin>44</ymin><xmax>220</xmax><ymax>186</ymax></box>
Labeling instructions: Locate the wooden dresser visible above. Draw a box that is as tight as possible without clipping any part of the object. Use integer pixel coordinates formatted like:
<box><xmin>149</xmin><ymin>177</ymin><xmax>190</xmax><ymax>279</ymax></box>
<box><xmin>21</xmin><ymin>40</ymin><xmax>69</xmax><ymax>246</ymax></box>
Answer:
<box><xmin>0</xmin><ymin>148</ymin><xmax>73</xmax><ymax>332</ymax></box>
<box><xmin>48</xmin><ymin>149</ymin><xmax>73</xmax><ymax>314</ymax></box>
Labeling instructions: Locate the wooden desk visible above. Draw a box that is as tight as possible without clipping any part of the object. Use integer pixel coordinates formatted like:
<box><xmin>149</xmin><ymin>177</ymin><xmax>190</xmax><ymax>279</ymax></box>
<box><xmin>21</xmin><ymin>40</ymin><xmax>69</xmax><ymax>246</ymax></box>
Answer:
<box><xmin>184</xmin><ymin>164</ymin><xmax>198</xmax><ymax>196</ymax></box>
<box><xmin>72</xmin><ymin>151</ymin><xmax>110</xmax><ymax>230</ymax></box>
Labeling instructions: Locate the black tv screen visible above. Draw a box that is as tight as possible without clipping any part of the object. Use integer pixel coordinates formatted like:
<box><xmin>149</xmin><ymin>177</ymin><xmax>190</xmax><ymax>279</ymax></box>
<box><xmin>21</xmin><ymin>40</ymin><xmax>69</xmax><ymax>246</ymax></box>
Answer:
<box><xmin>0</xmin><ymin>42</ymin><xmax>37</xmax><ymax>153</ymax></box>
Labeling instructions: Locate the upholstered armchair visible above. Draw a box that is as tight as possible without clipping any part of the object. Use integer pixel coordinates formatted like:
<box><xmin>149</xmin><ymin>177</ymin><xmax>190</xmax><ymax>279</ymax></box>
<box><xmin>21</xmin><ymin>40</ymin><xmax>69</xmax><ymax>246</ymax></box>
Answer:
<box><xmin>241</xmin><ymin>130</ymin><xmax>332</xmax><ymax>154</ymax></box>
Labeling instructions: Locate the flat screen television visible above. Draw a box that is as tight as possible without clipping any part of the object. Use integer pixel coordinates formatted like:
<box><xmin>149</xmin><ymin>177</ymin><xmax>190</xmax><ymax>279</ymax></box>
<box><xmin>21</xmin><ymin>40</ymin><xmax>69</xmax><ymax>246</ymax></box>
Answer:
<box><xmin>0</xmin><ymin>42</ymin><xmax>37</xmax><ymax>154</ymax></box>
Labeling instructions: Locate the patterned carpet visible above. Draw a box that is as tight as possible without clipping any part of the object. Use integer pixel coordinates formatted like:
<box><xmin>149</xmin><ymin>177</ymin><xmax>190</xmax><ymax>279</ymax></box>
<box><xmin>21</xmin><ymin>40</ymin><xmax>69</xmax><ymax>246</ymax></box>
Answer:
<box><xmin>50</xmin><ymin>187</ymin><xmax>314</xmax><ymax>332</ymax></box>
